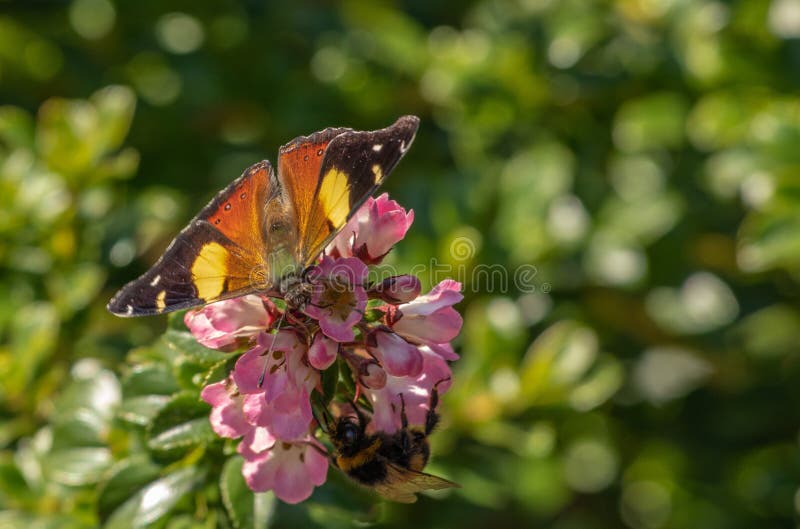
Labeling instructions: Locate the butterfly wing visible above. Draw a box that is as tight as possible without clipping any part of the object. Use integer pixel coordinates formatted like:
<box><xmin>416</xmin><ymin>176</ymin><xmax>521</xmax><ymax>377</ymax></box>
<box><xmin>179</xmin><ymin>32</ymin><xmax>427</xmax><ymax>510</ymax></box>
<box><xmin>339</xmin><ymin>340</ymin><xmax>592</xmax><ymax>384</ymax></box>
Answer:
<box><xmin>277</xmin><ymin>126</ymin><xmax>352</xmax><ymax>245</ymax></box>
<box><xmin>276</xmin><ymin>115</ymin><xmax>420</xmax><ymax>267</ymax></box>
<box><xmin>107</xmin><ymin>161</ymin><xmax>284</xmax><ymax>317</ymax></box>
<box><xmin>372</xmin><ymin>462</ymin><xmax>460</xmax><ymax>503</ymax></box>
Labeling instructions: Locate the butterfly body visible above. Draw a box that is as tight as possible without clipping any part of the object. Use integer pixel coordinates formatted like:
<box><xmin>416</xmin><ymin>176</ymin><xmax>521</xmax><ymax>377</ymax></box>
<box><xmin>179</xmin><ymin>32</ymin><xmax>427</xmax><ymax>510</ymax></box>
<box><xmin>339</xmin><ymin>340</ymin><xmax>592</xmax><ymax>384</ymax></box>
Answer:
<box><xmin>108</xmin><ymin>116</ymin><xmax>419</xmax><ymax>317</ymax></box>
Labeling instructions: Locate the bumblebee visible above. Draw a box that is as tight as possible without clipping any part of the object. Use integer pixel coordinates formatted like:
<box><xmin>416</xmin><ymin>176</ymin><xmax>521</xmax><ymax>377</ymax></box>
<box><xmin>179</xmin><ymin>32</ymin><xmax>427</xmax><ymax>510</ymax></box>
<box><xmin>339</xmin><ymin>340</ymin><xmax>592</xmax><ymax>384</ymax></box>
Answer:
<box><xmin>323</xmin><ymin>380</ymin><xmax>458</xmax><ymax>503</ymax></box>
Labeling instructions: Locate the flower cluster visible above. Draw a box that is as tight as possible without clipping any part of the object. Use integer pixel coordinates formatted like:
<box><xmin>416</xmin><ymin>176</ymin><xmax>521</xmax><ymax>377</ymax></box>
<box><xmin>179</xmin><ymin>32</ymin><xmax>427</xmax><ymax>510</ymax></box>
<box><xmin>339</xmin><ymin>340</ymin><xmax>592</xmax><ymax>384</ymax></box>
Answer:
<box><xmin>190</xmin><ymin>194</ymin><xmax>463</xmax><ymax>503</ymax></box>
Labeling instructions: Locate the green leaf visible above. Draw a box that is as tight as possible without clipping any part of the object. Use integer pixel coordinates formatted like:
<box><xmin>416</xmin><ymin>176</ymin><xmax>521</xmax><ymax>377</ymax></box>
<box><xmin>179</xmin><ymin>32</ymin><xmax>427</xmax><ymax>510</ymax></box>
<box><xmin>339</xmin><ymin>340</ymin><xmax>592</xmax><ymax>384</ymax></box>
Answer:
<box><xmin>163</xmin><ymin>330</ymin><xmax>228</xmax><ymax>366</ymax></box>
<box><xmin>103</xmin><ymin>467</ymin><xmax>203</xmax><ymax>529</ymax></box>
<box><xmin>148</xmin><ymin>417</ymin><xmax>214</xmax><ymax>452</ymax></box>
<box><xmin>337</xmin><ymin>357</ymin><xmax>356</xmax><ymax>397</ymax></box>
<box><xmin>320</xmin><ymin>359</ymin><xmax>340</xmax><ymax>404</ymax></box>
<box><xmin>50</xmin><ymin>416</ymin><xmax>107</xmax><ymax>449</ymax></box>
<box><xmin>6</xmin><ymin>301</ymin><xmax>59</xmax><ymax>396</ymax></box>
<box><xmin>147</xmin><ymin>391</ymin><xmax>213</xmax><ymax>453</ymax></box>
<box><xmin>201</xmin><ymin>355</ymin><xmax>239</xmax><ymax>387</ymax></box>
<box><xmin>0</xmin><ymin>454</ymin><xmax>32</xmax><ymax>504</ymax></box>
<box><xmin>518</xmin><ymin>321</ymin><xmax>599</xmax><ymax>407</ymax></box>
<box><xmin>44</xmin><ymin>447</ymin><xmax>112</xmax><ymax>486</ymax></box>
<box><xmin>97</xmin><ymin>456</ymin><xmax>161</xmax><ymax>521</ymax></box>
<box><xmin>90</xmin><ymin>85</ymin><xmax>136</xmax><ymax>153</ymax></box>
<box><xmin>123</xmin><ymin>364</ymin><xmax>180</xmax><ymax>398</ymax></box>
<box><xmin>46</xmin><ymin>263</ymin><xmax>106</xmax><ymax>316</ymax></box>
<box><xmin>0</xmin><ymin>105</ymin><xmax>34</xmax><ymax>149</ymax></box>
<box><xmin>220</xmin><ymin>456</ymin><xmax>275</xmax><ymax>529</ymax></box>
<box><xmin>54</xmin><ymin>360</ymin><xmax>121</xmax><ymax>423</ymax></box>
<box><xmin>117</xmin><ymin>395</ymin><xmax>171</xmax><ymax>426</ymax></box>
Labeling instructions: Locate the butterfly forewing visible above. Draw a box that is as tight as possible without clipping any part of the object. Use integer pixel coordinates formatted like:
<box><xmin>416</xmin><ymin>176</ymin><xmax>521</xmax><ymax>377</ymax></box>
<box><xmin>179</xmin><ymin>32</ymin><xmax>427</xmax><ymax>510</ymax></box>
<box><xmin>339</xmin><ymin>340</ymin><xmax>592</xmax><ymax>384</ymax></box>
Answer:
<box><xmin>295</xmin><ymin>115</ymin><xmax>420</xmax><ymax>266</ymax></box>
<box><xmin>107</xmin><ymin>161</ymin><xmax>281</xmax><ymax>317</ymax></box>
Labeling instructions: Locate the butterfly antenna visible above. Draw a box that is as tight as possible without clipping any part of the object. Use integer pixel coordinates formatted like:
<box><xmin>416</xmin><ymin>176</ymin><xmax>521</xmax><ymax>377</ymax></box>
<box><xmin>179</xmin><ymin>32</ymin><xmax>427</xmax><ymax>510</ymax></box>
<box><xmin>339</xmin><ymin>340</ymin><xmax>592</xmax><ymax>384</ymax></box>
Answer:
<box><xmin>258</xmin><ymin>309</ymin><xmax>286</xmax><ymax>388</ymax></box>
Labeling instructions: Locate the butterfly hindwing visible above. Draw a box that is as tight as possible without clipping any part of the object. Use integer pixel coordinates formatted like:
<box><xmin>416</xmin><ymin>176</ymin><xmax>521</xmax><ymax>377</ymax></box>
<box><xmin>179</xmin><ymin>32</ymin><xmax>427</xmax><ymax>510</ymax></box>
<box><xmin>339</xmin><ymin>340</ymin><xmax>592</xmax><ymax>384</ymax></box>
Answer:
<box><xmin>290</xmin><ymin>115</ymin><xmax>420</xmax><ymax>266</ymax></box>
<box><xmin>107</xmin><ymin>161</ymin><xmax>280</xmax><ymax>317</ymax></box>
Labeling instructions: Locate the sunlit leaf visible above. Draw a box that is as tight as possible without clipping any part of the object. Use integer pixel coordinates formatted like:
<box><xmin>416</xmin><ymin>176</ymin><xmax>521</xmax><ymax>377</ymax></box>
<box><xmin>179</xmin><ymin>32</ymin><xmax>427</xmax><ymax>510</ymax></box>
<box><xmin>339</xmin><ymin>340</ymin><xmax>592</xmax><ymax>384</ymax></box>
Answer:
<box><xmin>103</xmin><ymin>467</ymin><xmax>203</xmax><ymax>529</ymax></box>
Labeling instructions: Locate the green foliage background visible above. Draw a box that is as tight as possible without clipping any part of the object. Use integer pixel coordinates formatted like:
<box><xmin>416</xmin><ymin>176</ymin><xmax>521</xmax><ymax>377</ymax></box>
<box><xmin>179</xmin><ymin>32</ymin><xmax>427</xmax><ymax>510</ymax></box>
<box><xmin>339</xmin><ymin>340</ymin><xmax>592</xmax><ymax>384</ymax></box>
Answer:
<box><xmin>1</xmin><ymin>0</ymin><xmax>800</xmax><ymax>527</ymax></box>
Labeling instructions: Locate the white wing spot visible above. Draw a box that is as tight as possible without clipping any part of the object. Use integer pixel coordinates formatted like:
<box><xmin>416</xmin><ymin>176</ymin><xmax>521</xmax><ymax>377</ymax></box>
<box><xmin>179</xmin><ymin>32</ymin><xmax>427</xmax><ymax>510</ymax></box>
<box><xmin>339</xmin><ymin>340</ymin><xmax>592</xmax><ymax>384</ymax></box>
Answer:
<box><xmin>150</xmin><ymin>274</ymin><xmax>161</xmax><ymax>287</ymax></box>
<box><xmin>126</xmin><ymin>304</ymin><xmax>133</xmax><ymax>316</ymax></box>
<box><xmin>372</xmin><ymin>144</ymin><xmax>383</xmax><ymax>152</ymax></box>
<box><xmin>399</xmin><ymin>140</ymin><xmax>408</xmax><ymax>153</ymax></box>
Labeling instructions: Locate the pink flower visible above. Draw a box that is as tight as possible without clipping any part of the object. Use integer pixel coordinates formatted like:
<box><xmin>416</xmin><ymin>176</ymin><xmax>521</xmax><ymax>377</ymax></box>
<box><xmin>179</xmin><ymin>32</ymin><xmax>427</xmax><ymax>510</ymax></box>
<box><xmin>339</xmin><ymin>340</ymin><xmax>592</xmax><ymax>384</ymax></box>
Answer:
<box><xmin>369</xmin><ymin>275</ymin><xmax>421</xmax><ymax>304</ymax></box>
<box><xmin>185</xmin><ymin>295</ymin><xmax>273</xmax><ymax>351</ymax></box>
<box><xmin>328</xmin><ymin>194</ymin><xmax>414</xmax><ymax>264</ymax></box>
<box><xmin>200</xmin><ymin>379</ymin><xmax>250</xmax><ymax>439</ymax></box>
<box><xmin>365</xmin><ymin>345</ymin><xmax>453</xmax><ymax>434</ymax></box>
<box><xmin>308</xmin><ymin>332</ymin><xmax>338</xmax><ymax>370</ymax></box>
<box><xmin>240</xmin><ymin>438</ymin><xmax>329</xmax><ymax>504</ymax></box>
<box><xmin>186</xmin><ymin>192</ymin><xmax>461</xmax><ymax>504</ymax></box>
<box><xmin>304</xmin><ymin>256</ymin><xmax>368</xmax><ymax>342</ymax></box>
<box><xmin>367</xmin><ymin>329</ymin><xmax>423</xmax><ymax>378</ymax></box>
<box><xmin>390</xmin><ymin>280</ymin><xmax>463</xmax><ymax>345</ymax></box>
<box><xmin>233</xmin><ymin>331</ymin><xmax>319</xmax><ymax>440</ymax></box>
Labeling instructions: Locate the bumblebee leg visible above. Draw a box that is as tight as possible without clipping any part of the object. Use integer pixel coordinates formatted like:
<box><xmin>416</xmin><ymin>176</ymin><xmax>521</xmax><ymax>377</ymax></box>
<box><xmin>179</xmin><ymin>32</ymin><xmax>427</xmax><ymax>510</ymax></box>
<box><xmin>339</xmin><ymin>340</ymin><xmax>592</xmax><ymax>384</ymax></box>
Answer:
<box><xmin>425</xmin><ymin>377</ymin><xmax>451</xmax><ymax>435</ymax></box>
<box><xmin>397</xmin><ymin>393</ymin><xmax>412</xmax><ymax>453</ymax></box>
<box><xmin>399</xmin><ymin>393</ymin><xmax>409</xmax><ymax>430</ymax></box>
<box><xmin>349</xmin><ymin>400</ymin><xmax>369</xmax><ymax>434</ymax></box>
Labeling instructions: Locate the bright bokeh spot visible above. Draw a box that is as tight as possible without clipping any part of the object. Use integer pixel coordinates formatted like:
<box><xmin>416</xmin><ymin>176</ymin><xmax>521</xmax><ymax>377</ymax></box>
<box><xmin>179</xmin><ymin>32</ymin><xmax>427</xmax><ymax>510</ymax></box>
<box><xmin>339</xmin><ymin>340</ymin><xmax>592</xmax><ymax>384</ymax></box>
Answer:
<box><xmin>155</xmin><ymin>13</ymin><xmax>205</xmax><ymax>54</ymax></box>
<box><xmin>69</xmin><ymin>0</ymin><xmax>115</xmax><ymax>40</ymax></box>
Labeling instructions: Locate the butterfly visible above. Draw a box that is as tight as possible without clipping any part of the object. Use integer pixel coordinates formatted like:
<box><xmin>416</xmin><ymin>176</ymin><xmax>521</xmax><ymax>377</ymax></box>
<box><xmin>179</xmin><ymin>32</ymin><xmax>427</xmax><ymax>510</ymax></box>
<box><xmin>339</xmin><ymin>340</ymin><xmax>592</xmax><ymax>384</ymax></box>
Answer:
<box><xmin>108</xmin><ymin>116</ymin><xmax>420</xmax><ymax>317</ymax></box>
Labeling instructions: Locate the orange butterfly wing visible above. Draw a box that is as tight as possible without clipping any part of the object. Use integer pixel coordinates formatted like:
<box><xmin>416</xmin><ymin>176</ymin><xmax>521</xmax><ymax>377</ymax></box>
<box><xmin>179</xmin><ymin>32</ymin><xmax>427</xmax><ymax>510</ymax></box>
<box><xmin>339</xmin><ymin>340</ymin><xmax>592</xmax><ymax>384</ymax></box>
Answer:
<box><xmin>107</xmin><ymin>161</ymin><xmax>282</xmax><ymax>316</ymax></box>
<box><xmin>277</xmin><ymin>116</ymin><xmax>419</xmax><ymax>267</ymax></box>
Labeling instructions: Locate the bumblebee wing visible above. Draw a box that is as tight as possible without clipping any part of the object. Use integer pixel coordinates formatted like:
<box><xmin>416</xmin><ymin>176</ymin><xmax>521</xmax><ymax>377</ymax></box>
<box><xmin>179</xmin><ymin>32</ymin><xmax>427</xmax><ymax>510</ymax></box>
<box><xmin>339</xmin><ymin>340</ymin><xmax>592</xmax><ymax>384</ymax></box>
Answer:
<box><xmin>373</xmin><ymin>462</ymin><xmax>460</xmax><ymax>503</ymax></box>
<box><xmin>108</xmin><ymin>161</ymin><xmax>283</xmax><ymax>316</ymax></box>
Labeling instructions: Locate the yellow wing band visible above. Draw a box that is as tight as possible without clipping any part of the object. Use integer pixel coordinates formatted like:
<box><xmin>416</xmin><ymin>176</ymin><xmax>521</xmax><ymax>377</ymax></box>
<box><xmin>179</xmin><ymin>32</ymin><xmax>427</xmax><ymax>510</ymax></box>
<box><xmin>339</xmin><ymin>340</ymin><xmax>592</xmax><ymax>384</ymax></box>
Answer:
<box><xmin>191</xmin><ymin>242</ymin><xmax>229</xmax><ymax>301</ymax></box>
<box><xmin>318</xmin><ymin>168</ymin><xmax>351</xmax><ymax>228</ymax></box>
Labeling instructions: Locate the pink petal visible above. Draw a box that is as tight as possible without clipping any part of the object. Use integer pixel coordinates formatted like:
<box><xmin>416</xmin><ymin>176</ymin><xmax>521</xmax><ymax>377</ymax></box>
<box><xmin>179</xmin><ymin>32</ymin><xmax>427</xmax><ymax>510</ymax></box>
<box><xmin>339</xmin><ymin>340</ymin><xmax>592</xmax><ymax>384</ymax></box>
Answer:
<box><xmin>242</xmin><ymin>426</ymin><xmax>277</xmax><ymax>454</ymax></box>
<box><xmin>393</xmin><ymin>307</ymin><xmax>463</xmax><ymax>344</ymax></box>
<box><xmin>304</xmin><ymin>441</ymin><xmax>330</xmax><ymax>486</ymax></box>
<box><xmin>368</xmin><ymin>330</ymin><xmax>423</xmax><ymax>377</ymax></box>
<box><xmin>201</xmin><ymin>382</ymin><xmax>251</xmax><ymax>439</ymax></box>
<box><xmin>241</xmin><ymin>450</ymin><xmax>277</xmax><ymax>492</ymax></box>
<box><xmin>273</xmin><ymin>464</ymin><xmax>314</xmax><ymax>503</ymax></box>
<box><xmin>232</xmin><ymin>339</ymin><xmax>269</xmax><ymax>394</ymax></box>
<box><xmin>185</xmin><ymin>295</ymin><xmax>272</xmax><ymax>350</ymax></box>
<box><xmin>308</xmin><ymin>333</ymin><xmax>338</xmax><ymax>370</ymax></box>
<box><xmin>399</xmin><ymin>280</ymin><xmax>463</xmax><ymax>317</ymax></box>
<box><xmin>365</xmin><ymin>346</ymin><xmax>453</xmax><ymax>434</ymax></box>
<box><xmin>426</xmin><ymin>342</ymin><xmax>460</xmax><ymax>361</ymax></box>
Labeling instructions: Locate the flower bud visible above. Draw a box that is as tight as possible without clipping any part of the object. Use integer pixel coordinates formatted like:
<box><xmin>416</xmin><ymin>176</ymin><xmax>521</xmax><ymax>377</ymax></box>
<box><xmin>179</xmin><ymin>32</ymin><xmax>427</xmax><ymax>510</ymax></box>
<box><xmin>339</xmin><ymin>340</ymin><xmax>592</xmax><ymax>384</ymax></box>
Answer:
<box><xmin>340</xmin><ymin>348</ymin><xmax>387</xmax><ymax>389</ymax></box>
<box><xmin>369</xmin><ymin>274</ymin><xmax>421</xmax><ymax>304</ymax></box>
<box><xmin>360</xmin><ymin>361</ymin><xmax>387</xmax><ymax>389</ymax></box>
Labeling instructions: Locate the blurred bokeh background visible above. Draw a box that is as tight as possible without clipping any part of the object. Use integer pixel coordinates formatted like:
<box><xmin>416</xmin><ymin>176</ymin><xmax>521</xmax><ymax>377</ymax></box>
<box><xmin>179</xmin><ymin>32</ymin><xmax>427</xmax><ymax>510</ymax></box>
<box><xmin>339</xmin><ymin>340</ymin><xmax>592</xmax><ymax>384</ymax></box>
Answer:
<box><xmin>2</xmin><ymin>0</ymin><xmax>800</xmax><ymax>527</ymax></box>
